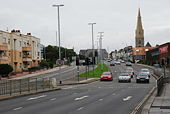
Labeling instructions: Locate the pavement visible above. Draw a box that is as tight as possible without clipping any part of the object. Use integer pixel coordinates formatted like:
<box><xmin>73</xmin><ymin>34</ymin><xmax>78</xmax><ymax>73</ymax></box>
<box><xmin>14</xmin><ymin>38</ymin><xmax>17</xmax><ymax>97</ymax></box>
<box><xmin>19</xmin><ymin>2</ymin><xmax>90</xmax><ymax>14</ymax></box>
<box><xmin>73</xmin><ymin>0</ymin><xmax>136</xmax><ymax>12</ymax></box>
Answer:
<box><xmin>149</xmin><ymin>83</ymin><xmax>170</xmax><ymax>114</ymax></box>
<box><xmin>137</xmin><ymin>63</ymin><xmax>170</xmax><ymax>114</ymax></box>
<box><xmin>12</xmin><ymin>65</ymin><xmax>68</xmax><ymax>80</ymax></box>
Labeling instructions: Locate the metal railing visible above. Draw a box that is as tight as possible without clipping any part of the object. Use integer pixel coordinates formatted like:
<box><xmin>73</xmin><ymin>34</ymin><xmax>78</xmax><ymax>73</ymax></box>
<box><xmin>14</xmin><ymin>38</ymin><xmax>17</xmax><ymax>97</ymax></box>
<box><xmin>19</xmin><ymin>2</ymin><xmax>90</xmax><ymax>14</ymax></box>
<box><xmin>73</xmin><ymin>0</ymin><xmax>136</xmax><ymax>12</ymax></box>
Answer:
<box><xmin>156</xmin><ymin>75</ymin><xmax>164</xmax><ymax>96</ymax></box>
<box><xmin>0</xmin><ymin>77</ymin><xmax>56</xmax><ymax>96</ymax></box>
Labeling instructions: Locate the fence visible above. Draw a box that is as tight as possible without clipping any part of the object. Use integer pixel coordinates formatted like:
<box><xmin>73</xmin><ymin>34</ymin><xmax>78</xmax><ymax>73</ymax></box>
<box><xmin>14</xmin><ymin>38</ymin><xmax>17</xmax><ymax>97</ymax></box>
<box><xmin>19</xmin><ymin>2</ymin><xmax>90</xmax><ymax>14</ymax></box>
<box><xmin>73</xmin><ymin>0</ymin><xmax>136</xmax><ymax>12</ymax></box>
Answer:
<box><xmin>0</xmin><ymin>77</ymin><xmax>56</xmax><ymax>96</ymax></box>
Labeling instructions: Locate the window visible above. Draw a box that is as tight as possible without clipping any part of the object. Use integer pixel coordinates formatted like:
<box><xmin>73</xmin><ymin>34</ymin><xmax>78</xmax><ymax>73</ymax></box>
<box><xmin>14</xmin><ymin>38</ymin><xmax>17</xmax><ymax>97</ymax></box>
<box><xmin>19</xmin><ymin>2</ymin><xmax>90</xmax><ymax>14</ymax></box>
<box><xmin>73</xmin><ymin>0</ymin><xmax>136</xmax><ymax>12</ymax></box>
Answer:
<box><xmin>27</xmin><ymin>40</ymin><xmax>29</xmax><ymax>45</ymax></box>
<box><xmin>24</xmin><ymin>42</ymin><xmax>26</xmax><ymax>46</ymax></box>
<box><xmin>20</xmin><ymin>63</ymin><xmax>22</xmax><ymax>68</ymax></box>
<box><xmin>20</xmin><ymin>41</ymin><xmax>22</xmax><ymax>47</ymax></box>
<box><xmin>3</xmin><ymin>37</ymin><xmax>6</xmax><ymax>43</ymax></box>
<box><xmin>8</xmin><ymin>39</ymin><xmax>10</xmax><ymax>44</ymax></box>
<box><xmin>20</xmin><ymin>52</ymin><xmax>22</xmax><ymax>57</ymax></box>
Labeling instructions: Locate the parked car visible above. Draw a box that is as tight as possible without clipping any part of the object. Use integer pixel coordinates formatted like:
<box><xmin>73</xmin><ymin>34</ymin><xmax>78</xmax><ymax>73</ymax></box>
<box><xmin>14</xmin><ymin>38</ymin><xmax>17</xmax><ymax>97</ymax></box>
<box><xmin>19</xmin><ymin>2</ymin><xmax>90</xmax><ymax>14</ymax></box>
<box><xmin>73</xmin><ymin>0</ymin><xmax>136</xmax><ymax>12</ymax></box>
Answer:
<box><xmin>126</xmin><ymin>68</ymin><xmax>134</xmax><ymax>78</ymax></box>
<box><xmin>126</xmin><ymin>62</ymin><xmax>132</xmax><ymax>66</ymax></box>
<box><xmin>110</xmin><ymin>61</ymin><xmax>115</xmax><ymax>66</ymax></box>
<box><xmin>141</xmin><ymin>68</ymin><xmax>150</xmax><ymax>77</ymax></box>
<box><xmin>136</xmin><ymin>72</ymin><xmax>150</xmax><ymax>83</ymax></box>
<box><xmin>100</xmin><ymin>72</ymin><xmax>113</xmax><ymax>81</ymax></box>
<box><xmin>118</xmin><ymin>72</ymin><xmax>131</xmax><ymax>83</ymax></box>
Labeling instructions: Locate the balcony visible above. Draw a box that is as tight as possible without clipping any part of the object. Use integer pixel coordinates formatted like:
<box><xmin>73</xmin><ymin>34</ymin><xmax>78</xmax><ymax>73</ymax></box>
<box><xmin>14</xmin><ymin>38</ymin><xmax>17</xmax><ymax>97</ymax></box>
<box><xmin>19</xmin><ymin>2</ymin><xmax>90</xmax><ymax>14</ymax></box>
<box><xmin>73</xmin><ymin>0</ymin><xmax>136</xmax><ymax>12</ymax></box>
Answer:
<box><xmin>0</xmin><ymin>43</ymin><xmax>8</xmax><ymax>51</ymax></box>
<box><xmin>0</xmin><ymin>56</ymin><xmax>8</xmax><ymax>64</ymax></box>
<box><xmin>23</xmin><ymin>55</ymin><xmax>32</xmax><ymax>62</ymax></box>
<box><xmin>22</xmin><ymin>46</ymin><xmax>31</xmax><ymax>52</ymax></box>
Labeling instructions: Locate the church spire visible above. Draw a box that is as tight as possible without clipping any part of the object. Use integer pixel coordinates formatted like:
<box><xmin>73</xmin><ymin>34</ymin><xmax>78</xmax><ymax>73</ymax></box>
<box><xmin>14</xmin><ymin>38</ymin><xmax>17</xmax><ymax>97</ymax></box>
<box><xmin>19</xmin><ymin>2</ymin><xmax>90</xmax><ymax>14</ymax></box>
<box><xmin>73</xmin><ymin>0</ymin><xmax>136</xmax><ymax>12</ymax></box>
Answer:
<box><xmin>136</xmin><ymin>8</ymin><xmax>143</xmax><ymax>32</ymax></box>
<box><xmin>135</xmin><ymin>8</ymin><xmax>144</xmax><ymax>48</ymax></box>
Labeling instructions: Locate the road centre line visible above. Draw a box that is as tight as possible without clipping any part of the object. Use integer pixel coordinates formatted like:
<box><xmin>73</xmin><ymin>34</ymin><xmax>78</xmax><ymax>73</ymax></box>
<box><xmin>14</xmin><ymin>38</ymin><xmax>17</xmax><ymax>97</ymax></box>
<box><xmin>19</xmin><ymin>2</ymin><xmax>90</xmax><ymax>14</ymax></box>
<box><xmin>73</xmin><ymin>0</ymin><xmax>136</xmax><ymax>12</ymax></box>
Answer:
<box><xmin>27</xmin><ymin>95</ymin><xmax>47</xmax><ymax>101</ymax></box>
<box><xmin>13</xmin><ymin>107</ymin><xmax>23</xmax><ymax>111</ymax></box>
<box><xmin>75</xmin><ymin>96</ymin><xmax>89</xmax><ymax>101</ymax></box>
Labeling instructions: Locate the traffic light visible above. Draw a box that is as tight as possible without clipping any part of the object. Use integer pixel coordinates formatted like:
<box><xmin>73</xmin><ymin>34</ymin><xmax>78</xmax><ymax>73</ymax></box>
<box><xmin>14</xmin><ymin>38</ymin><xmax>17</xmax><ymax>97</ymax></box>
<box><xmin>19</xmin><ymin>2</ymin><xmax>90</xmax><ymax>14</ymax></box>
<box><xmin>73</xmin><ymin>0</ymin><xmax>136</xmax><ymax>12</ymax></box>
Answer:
<box><xmin>76</xmin><ymin>56</ymin><xmax>80</xmax><ymax>66</ymax></box>
<box><xmin>92</xmin><ymin>57</ymin><xmax>96</xmax><ymax>64</ymax></box>
<box><xmin>85</xmin><ymin>57</ymin><xmax>90</xmax><ymax>65</ymax></box>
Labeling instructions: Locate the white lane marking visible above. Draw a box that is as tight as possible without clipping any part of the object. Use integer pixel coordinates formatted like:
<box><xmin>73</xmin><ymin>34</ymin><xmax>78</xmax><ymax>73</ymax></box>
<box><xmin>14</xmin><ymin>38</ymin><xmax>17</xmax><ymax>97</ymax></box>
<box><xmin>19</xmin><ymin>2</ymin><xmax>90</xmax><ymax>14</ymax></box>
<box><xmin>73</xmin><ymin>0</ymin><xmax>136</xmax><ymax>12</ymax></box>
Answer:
<box><xmin>73</xmin><ymin>93</ymin><xmax>78</xmax><ymax>95</ymax></box>
<box><xmin>98</xmin><ymin>99</ymin><xmax>103</xmax><ymax>101</ymax></box>
<box><xmin>27</xmin><ymin>95</ymin><xmax>47</xmax><ymax>101</ymax></box>
<box><xmin>112</xmin><ymin>93</ymin><xmax>116</xmax><ymax>95</ymax></box>
<box><xmin>13</xmin><ymin>107</ymin><xmax>23</xmax><ymax>111</ymax></box>
<box><xmin>75</xmin><ymin>96</ymin><xmax>89</xmax><ymax>101</ymax></box>
<box><xmin>77</xmin><ymin>107</ymin><xmax>84</xmax><ymax>111</ymax></box>
<box><xmin>123</xmin><ymin>96</ymin><xmax>132</xmax><ymax>101</ymax></box>
<box><xmin>98</xmin><ymin>87</ymin><xmax>101</xmax><ymax>88</ymax></box>
<box><xmin>50</xmin><ymin>98</ymin><xmax>56</xmax><ymax>101</ymax></box>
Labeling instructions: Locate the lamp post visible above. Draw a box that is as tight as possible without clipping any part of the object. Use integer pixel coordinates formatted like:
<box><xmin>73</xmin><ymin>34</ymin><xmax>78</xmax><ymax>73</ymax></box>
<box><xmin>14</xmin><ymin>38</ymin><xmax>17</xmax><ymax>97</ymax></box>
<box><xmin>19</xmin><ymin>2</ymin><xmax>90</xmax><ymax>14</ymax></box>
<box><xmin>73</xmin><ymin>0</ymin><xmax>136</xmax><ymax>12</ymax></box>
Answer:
<box><xmin>52</xmin><ymin>4</ymin><xmax>64</xmax><ymax>84</ymax></box>
<box><xmin>88</xmin><ymin>23</ymin><xmax>96</xmax><ymax>77</ymax></box>
<box><xmin>98</xmin><ymin>32</ymin><xmax>104</xmax><ymax>71</ymax></box>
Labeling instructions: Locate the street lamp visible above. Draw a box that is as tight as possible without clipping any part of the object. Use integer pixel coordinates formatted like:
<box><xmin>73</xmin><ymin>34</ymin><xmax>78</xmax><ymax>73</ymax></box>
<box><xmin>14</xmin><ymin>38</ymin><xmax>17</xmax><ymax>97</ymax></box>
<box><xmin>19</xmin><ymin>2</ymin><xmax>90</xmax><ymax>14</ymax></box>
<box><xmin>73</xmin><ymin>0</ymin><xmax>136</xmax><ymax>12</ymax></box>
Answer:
<box><xmin>88</xmin><ymin>23</ymin><xmax>96</xmax><ymax>77</ymax></box>
<box><xmin>98</xmin><ymin>32</ymin><xmax>104</xmax><ymax>71</ymax></box>
<box><xmin>52</xmin><ymin>4</ymin><xmax>64</xmax><ymax>84</ymax></box>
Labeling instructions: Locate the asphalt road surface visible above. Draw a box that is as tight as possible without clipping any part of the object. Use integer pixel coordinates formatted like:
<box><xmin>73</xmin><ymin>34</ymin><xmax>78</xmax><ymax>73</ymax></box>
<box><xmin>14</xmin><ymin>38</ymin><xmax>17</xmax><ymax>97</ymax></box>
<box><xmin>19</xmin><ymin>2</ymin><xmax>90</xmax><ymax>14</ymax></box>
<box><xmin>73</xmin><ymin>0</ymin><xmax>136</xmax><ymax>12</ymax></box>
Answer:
<box><xmin>0</xmin><ymin>62</ymin><xmax>156</xmax><ymax>114</ymax></box>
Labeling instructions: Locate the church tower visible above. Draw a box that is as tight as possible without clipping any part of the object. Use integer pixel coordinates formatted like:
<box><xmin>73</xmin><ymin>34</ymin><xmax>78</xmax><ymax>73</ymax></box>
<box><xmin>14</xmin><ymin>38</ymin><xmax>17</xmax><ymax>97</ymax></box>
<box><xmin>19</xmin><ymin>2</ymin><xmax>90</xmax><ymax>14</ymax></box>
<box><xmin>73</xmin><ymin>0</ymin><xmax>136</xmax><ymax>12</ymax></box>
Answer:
<box><xmin>135</xmin><ymin>8</ymin><xmax>144</xmax><ymax>48</ymax></box>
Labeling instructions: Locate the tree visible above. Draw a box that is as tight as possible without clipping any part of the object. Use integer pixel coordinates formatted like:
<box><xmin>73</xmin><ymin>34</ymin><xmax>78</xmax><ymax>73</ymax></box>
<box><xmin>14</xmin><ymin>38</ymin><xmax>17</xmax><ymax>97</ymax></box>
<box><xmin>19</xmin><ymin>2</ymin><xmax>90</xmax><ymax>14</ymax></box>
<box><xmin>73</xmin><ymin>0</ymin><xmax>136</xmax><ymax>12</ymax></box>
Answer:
<box><xmin>45</xmin><ymin>45</ymin><xmax>77</xmax><ymax>65</ymax></box>
<box><xmin>0</xmin><ymin>64</ymin><xmax>13</xmax><ymax>77</ymax></box>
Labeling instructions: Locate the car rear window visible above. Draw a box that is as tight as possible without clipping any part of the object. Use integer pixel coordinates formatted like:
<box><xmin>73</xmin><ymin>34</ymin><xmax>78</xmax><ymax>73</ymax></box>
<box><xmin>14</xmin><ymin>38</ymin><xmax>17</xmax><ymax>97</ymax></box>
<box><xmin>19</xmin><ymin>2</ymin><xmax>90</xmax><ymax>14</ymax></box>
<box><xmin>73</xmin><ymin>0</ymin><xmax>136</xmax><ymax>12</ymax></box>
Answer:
<box><xmin>103</xmin><ymin>72</ymin><xmax>111</xmax><ymax>75</ymax></box>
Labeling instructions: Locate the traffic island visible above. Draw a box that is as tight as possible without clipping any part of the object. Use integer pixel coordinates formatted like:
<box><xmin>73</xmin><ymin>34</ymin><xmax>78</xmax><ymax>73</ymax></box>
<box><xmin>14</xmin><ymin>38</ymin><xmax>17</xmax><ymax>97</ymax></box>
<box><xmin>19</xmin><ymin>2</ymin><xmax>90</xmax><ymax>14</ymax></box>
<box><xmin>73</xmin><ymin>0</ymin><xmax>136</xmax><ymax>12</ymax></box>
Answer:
<box><xmin>59</xmin><ymin>77</ymin><xmax>99</xmax><ymax>86</ymax></box>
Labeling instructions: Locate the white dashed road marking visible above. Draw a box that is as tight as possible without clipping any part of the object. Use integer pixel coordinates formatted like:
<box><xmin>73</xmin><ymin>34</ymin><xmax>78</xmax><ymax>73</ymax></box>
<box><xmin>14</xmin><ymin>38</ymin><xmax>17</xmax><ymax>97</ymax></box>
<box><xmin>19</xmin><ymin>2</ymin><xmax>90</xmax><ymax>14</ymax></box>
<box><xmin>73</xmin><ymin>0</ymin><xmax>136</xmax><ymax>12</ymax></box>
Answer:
<box><xmin>13</xmin><ymin>107</ymin><xmax>23</xmax><ymax>111</ymax></box>
<box><xmin>50</xmin><ymin>98</ymin><xmax>56</xmax><ymax>101</ymax></box>
<box><xmin>75</xmin><ymin>96</ymin><xmax>89</xmax><ymax>101</ymax></box>
<box><xmin>27</xmin><ymin>95</ymin><xmax>47</xmax><ymax>101</ymax></box>
<box><xmin>98</xmin><ymin>99</ymin><xmax>103</xmax><ymax>101</ymax></box>
<box><xmin>77</xmin><ymin>107</ymin><xmax>84</xmax><ymax>111</ymax></box>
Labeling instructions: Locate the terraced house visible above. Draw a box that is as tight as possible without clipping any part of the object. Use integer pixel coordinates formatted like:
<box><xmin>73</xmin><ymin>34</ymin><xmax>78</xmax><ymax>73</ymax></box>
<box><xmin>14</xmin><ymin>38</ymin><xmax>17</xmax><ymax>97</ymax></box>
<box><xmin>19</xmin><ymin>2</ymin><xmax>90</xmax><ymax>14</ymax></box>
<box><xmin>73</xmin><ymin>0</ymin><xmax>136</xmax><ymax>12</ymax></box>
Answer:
<box><xmin>0</xmin><ymin>29</ymin><xmax>42</xmax><ymax>72</ymax></box>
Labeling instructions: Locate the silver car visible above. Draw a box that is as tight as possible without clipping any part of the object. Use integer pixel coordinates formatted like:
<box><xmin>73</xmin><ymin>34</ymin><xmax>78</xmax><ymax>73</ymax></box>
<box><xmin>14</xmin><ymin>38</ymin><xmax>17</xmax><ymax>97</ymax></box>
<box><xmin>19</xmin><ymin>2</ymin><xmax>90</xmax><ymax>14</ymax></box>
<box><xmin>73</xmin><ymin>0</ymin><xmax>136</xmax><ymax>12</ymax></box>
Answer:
<box><xmin>118</xmin><ymin>72</ymin><xmax>131</xmax><ymax>83</ymax></box>
<box><xmin>141</xmin><ymin>69</ymin><xmax>150</xmax><ymax>77</ymax></box>
<box><xmin>136</xmin><ymin>72</ymin><xmax>150</xmax><ymax>83</ymax></box>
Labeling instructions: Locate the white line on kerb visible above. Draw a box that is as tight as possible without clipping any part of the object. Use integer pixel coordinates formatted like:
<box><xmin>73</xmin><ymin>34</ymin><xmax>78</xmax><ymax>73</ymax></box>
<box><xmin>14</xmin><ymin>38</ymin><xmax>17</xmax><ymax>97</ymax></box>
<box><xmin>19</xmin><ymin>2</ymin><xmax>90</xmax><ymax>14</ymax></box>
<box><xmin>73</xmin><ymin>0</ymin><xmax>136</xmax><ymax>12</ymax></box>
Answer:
<box><xmin>27</xmin><ymin>95</ymin><xmax>47</xmax><ymax>101</ymax></box>
<box><xmin>75</xmin><ymin>96</ymin><xmax>89</xmax><ymax>101</ymax></box>
<box><xmin>13</xmin><ymin>107</ymin><xmax>23</xmax><ymax>111</ymax></box>
<box><xmin>123</xmin><ymin>96</ymin><xmax>132</xmax><ymax>101</ymax></box>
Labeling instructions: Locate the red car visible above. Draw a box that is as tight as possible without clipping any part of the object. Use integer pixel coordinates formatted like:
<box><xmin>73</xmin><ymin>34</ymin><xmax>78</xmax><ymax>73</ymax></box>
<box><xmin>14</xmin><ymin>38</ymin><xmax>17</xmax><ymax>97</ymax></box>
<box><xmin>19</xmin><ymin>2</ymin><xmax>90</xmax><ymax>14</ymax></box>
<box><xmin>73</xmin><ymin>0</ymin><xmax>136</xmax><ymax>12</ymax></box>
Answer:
<box><xmin>100</xmin><ymin>72</ymin><xmax>113</xmax><ymax>81</ymax></box>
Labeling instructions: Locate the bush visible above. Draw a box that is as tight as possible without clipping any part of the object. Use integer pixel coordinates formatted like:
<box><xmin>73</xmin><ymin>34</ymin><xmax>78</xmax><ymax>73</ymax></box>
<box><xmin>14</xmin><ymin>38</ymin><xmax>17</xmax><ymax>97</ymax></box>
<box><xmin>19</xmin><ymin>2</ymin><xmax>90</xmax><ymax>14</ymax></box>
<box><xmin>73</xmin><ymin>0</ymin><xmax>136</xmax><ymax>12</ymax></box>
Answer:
<box><xmin>0</xmin><ymin>64</ymin><xmax>13</xmax><ymax>77</ymax></box>
<box><xmin>39</xmin><ymin>60</ymin><xmax>54</xmax><ymax>69</ymax></box>
<box><xmin>39</xmin><ymin>60</ymin><xmax>50</xmax><ymax>68</ymax></box>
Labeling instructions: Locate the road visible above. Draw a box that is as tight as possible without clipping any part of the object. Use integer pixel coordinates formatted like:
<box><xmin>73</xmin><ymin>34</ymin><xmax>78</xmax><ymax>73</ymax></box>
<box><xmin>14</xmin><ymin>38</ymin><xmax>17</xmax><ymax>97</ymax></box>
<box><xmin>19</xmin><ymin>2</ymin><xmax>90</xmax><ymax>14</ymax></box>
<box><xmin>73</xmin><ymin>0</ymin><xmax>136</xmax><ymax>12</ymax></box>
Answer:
<box><xmin>0</xmin><ymin>63</ymin><xmax>156</xmax><ymax>114</ymax></box>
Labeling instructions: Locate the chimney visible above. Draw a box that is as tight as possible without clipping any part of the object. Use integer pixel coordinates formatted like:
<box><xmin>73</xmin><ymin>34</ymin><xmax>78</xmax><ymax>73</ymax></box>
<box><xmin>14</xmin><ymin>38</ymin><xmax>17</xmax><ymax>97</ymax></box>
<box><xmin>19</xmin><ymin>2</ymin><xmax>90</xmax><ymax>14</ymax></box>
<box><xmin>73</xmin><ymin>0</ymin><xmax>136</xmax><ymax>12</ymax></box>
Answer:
<box><xmin>11</xmin><ymin>29</ymin><xmax>21</xmax><ymax>35</ymax></box>
<box><xmin>27</xmin><ymin>33</ymin><xmax>31</xmax><ymax>36</ymax></box>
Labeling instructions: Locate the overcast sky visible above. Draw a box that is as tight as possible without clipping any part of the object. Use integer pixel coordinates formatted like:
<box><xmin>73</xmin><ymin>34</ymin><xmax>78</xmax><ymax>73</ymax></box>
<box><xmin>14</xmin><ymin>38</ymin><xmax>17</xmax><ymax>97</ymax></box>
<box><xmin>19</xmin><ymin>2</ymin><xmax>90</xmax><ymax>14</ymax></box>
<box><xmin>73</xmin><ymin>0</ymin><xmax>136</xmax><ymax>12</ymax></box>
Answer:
<box><xmin>0</xmin><ymin>0</ymin><xmax>170</xmax><ymax>53</ymax></box>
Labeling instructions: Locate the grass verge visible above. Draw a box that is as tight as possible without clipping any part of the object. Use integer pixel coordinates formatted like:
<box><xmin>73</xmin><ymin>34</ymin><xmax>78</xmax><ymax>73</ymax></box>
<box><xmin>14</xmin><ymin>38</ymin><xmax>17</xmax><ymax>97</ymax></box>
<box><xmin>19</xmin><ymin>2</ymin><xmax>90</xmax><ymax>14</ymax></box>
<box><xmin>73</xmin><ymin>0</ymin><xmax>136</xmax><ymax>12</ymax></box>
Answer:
<box><xmin>79</xmin><ymin>64</ymin><xmax>108</xmax><ymax>78</ymax></box>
